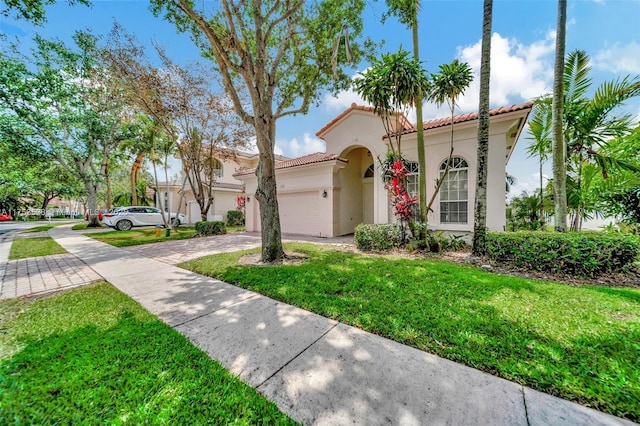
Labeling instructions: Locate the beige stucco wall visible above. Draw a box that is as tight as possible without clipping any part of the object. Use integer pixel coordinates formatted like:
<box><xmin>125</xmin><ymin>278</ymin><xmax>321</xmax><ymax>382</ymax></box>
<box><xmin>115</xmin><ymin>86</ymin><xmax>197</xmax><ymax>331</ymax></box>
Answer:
<box><xmin>239</xmin><ymin>107</ymin><xmax>527</xmax><ymax>237</ymax></box>
<box><xmin>242</xmin><ymin>162</ymin><xmax>338</xmax><ymax>236</ymax></box>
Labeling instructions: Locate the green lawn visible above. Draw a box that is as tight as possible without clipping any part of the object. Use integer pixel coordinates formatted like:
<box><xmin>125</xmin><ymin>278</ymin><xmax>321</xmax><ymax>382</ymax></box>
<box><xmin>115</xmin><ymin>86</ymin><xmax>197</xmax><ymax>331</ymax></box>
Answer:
<box><xmin>89</xmin><ymin>226</ymin><xmax>198</xmax><ymax>247</ymax></box>
<box><xmin>181</xmin><ymin>243</ymin><xmax>640</xmax><ymax>422</ymax></box>
<box><xmin>21</xmin><ymin>224</ymin><xmax>61</xmax><ymax>233</ymax></box>
<box><xmin>0</xmin><ymin>283</ymin><xmax>296</xmax><ymax>425</ymax></box>
<box><xmin>9</xmin><ymin>237</ymin><xmax>67</xmax><ymax>260</ymax></box>
<box><xmin>89</xmin><ymin>226</ymin><xmax>246</xmax><ymax>247</ymax></box>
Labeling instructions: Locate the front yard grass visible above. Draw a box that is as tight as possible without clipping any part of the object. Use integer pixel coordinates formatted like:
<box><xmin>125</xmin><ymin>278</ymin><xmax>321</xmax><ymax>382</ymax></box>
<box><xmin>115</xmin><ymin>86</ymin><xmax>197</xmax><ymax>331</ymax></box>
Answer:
<box><xmin>180</xmin><ymin>243</ymin><xmax>640</xmax><ymax>422</ymax></box>
<box><xmin>9</xmin><ymin>237</ymin><xmax>67</xmax><ymax>260</ymax></box>
<box><xmin>90</xmin><ymin>226</ymin><xmax>198</xmax><ymax>247</ymax></box>
<box><xmin>90</xmin><ymin>225</ymin><xmax>246</xmax><ymax>247</ymax></box>
<box><xmin>21</xmin><ymin>224</ymin><xmax>62</xmax><ymax>233</ymax></box>
<box><xmin>0</xmin><ymin>283</ymin><xmax>296</xmax><ymax>425</ymax></box>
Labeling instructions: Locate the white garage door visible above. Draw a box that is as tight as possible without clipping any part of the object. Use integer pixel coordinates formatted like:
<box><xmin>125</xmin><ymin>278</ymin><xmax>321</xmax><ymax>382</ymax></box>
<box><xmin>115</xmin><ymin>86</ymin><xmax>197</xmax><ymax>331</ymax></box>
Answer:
<box><xmin>278</xmin><ymin>192</ymin><xmax>319</xmax><ymax>235</ymax></box>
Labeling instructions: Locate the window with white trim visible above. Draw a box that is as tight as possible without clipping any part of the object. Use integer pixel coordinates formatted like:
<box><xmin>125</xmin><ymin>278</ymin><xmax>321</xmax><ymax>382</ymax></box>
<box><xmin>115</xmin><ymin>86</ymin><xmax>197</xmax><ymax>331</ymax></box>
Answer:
<box><xmin>405</xmin><ymin>162</ymin><xmax>419</xmax><ymax>198</ymax></box>
<box><xmin>439</xmin><ymin>156</ymin><xmax>468</xmax><ymax>224</ymax></box>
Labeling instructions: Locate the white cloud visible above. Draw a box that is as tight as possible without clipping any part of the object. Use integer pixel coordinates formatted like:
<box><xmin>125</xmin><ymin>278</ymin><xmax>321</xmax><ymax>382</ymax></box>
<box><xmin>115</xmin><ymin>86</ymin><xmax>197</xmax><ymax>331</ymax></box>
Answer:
<box><xmin>594</xmin><ymin>41</ymin><xmax>640</xmax><ymax>73</ymax></box>
<box><xmin>244</xmin><ymin>136</ymin><xmax>285</xmax><ymax>156</ymax></box>
<box><xmin>507</xmin><ymin>172</ymin><xmax>549</xmax><ymax>201</ymax></box>
<box><xmin>453</xmin><ymin>32</ymin><xmax>555</xmax><ymax>113</ymax></box>
<box><xmin>324</xmin><ymin>32</ymin><xmax>555</xmax><ymax>121</ymax></box>
<box><xmin>275</xmin><ymin>133</ymin><xmax>326</xmax><ymax>158</ymax></box>
<box><xmin>323</xmin><ymin>87</ymin><xmax>367</xmax><ymax>111</ymax></box>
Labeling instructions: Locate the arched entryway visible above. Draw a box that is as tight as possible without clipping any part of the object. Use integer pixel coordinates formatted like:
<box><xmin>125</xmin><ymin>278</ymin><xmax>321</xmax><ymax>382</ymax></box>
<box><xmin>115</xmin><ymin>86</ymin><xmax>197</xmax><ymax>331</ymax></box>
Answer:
<box><xmin>335</xmin><ymin>146</ymin><xmax>374</xmax><ymax>235</ymax></box>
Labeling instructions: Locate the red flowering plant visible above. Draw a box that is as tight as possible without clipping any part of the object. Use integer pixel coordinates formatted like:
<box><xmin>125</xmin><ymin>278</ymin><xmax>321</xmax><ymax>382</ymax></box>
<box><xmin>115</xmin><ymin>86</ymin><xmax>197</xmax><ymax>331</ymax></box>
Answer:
<box><xmin>381</xmin><ymin>154</ymin><xmax>418</xmax><ymax>241</ymax></box>
<box><xmin>236</xmin><ymin>194</ymin><xmax>246</xmax><ymax>212</ymax></box>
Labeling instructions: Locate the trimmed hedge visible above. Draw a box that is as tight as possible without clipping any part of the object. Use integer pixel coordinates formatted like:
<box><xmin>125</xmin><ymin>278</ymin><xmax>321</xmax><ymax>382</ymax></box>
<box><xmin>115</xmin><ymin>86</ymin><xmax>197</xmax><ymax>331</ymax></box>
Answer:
<box><xmin>226</xmin><ymin>210</ymin><xmax>245</xmax><ymax>226</ymax></box>
<box><xmin>195</xmin><ymin>221</ymin><xmax>227</xmax><ymax>236</ymax></box>
<box><xmin>355</xmin><ymin>223</ymin><xmax>402</xmax><ymax>252</ymax></box>
<box><xmin>486</xmin><ymin>231</ymin><xmax>640</xmax><ymax>277</ymax></box>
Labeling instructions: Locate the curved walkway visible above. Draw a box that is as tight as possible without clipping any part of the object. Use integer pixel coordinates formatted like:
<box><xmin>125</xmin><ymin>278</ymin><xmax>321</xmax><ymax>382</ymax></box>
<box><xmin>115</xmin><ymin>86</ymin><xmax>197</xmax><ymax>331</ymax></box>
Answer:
<box><xmin>4</xmin><ymin>225</ymin><xmax>636</xmax><ymax>425</ymax></box>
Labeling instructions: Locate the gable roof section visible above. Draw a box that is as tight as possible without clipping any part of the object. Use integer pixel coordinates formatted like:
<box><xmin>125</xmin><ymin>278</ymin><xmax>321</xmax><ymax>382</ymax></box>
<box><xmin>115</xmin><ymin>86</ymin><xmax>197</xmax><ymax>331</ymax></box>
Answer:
<box><xmin>233</xmin><ymin>152</ymin><xmax>348</xmax><ymax>177</ymax></box>
<box><xmin>316</xmin><ymin>103</ymin><xmax>414</xmax><ymax>139</ymax></box>
<box><xmin>399</xmin><ymin>102</ymin><xmax>534</xmax><ymax>136</ymax></box>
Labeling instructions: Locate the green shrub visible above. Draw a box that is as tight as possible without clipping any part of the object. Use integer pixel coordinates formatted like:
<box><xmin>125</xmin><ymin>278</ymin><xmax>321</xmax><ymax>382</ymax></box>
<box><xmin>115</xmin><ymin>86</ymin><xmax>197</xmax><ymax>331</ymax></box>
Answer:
<box><xmin>226</xmin><ymin>210</ymin><xmax>245</xmax><ymax>226</ymax></box>
<box><xmin>195</xmin><ymin>221</ymin><xmax>227</xmax><ymax>236</ymax></box>
<box><xmin>486</xmin><ymin>231</ymin><xmax>640</xmax><ymax>277</ymax></box>
<box><xmin>354</xmin><ymin>223</ymin><xmax>402</xmax><ymax>252</ymax></box>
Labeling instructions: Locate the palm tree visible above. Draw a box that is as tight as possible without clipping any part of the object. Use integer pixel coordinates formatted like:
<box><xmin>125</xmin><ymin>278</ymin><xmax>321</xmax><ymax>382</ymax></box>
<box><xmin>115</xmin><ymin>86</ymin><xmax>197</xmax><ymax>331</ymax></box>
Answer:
<box><xmin>545</xmin><ymin>50</ymin><xmax>640</xmax><ymax>229</ymax></box>
<box><xmin>527</xmin><ymin>96</ymin><xmax>552</xmax><ymax>227</ymax></box>
<box><xmin>353</xmin><ymin>49</ymin><xmax>429</xmax><ymax>159</ymax></box>
<box><xmin>426</xmin><ymin>59</ymin><xmax>473</xmax><ymax>212</ymax></box>
<box><xmin>472</xmin><ymin>0</ymin><xmax>493</xmax><ymax>255</ymax></box>
<box><xmin>552</xmin><ymin>0</ymin><xmax>568</xmax><ymax>232</ymax></box>
<box><xmin>385</xmin><ymin>0</ymin><xmax>428</xmax><ymax>228</ymax></box>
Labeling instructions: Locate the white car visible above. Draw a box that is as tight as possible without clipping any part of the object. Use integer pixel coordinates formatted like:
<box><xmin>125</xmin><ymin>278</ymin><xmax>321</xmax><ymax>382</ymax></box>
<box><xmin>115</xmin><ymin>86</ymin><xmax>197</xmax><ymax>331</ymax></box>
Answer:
<box><xmin>102</xmin><ymin>206</ymin><xmax>186</xmax><ymax>231</ymax></box>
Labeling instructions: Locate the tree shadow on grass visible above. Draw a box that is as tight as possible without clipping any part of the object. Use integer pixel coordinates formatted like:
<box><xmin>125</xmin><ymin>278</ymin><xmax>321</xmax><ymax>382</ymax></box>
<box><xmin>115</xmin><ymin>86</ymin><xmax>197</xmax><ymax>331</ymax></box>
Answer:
<box><xmin>0</xmin><ymin>307</ymin><xmax>295</xmax><ymax>425</ymax></box>
<box><xmin>179</xmin><ymin>244</ymin><xmax>640</xmax><ymax>422</ymax></box>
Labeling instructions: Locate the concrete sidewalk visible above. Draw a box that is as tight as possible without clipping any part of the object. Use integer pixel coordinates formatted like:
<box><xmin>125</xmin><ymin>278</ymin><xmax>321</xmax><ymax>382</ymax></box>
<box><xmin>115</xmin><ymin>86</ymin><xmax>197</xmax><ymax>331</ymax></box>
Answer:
<box><xmin>46</xmin><ymin>226</ymin><xmax>634</xmax><ymax>426</ymax></box>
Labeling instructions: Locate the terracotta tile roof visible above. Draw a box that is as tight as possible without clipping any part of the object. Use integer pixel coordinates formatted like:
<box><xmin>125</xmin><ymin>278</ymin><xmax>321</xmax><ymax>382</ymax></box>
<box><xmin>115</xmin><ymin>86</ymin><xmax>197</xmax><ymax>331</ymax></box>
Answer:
<box><xmin>316</xmin><ymin>103</ymin><xmax>413</xmax><ymax>138</ymax></box>
<box><xmin>233</xmin><ymin>152</ymin><xmax>348</xmax><ymax>177</ymax></box>
<box><xmin>400</xmin><ymin>102</ymin><xmax>534</xmax><ymax>136</ymax></box>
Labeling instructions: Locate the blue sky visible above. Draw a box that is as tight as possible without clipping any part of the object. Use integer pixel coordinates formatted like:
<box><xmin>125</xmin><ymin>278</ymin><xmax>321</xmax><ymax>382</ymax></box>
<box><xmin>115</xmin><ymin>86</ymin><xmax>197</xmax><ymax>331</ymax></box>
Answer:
<box><xmin>2</xmin><ymin>0</ymin><xmax>639</xmax><ymax>197</ymax></box>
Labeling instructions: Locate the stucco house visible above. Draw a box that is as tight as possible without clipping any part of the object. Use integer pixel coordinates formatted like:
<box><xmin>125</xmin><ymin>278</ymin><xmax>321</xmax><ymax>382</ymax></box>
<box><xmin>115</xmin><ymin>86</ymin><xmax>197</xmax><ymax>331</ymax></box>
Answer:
<box><xmin>156</xmin><ymin>151</ymin><xmax>288</xmax><ymax>224</ymax></box>
<box><xmin>235</xmin><ymin>102</ymin><xmax>533</xmax><ymax>237</ymax></box>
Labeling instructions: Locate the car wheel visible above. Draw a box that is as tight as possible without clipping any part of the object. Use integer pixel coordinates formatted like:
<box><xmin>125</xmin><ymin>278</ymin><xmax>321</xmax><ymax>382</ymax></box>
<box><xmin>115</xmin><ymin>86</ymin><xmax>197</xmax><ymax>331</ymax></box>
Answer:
<box><xmin>170</xmin><ymin>217</ymin><xmax>180</xmax><ymax>228</ymax></box>
<box><xmin>116</xmin><ymin>219</ymin><xmax>133</xmax><ymax>231</ymax></box>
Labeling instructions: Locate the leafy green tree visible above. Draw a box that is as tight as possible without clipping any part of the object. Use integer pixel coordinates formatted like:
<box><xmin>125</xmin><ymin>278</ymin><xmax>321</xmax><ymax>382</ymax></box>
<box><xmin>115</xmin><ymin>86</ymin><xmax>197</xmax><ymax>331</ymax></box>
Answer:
<box><xmin>534</xmin><ymin>50</ymin><xmax>640</xmax><ymax>229</ymax></box>
<box><xmin>508</xmin><ymin>190</ymin><xmax>549</xmax><ymax>231</ymax></box>
<box><xmin>472</xmin><ymin>0</ymin><xmax>493</xmax><ymax>255</ymax></box>
<box><xmin>0</xmin><ymin>34</ymin><xmax>128</xmax><ymax>226</ymax></box>
<box><xmin>1</xmin><ymin>0</ymin><xmax>89</xmax><ymax>25</ymax></box>
<box><xmin>150</xmin><ymin>0</ymin><xmax>370</xmax><ymax>263</ymax></box>
<box><xmin>526</xmin><ymin>96</ymin><xmax>552</xmax><ymax>227</ymax></box>
<box><xmin>426</xmin><ymin>59</ymin><xmax>473</xmax><ymax>212</ymax></box>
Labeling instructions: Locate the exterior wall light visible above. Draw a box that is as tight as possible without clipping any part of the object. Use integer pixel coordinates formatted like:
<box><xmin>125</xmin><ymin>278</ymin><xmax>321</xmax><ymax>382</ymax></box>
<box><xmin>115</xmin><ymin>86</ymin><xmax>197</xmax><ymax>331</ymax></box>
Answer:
<box><xmin>247</xmin><ymin>196</ymin><xmax>250</xmax><ymax>202</ymax></box>
<box><xmin>322</xmin><ymin>190</ymin><xmax>328</xmax><ymax>198</ymax></box>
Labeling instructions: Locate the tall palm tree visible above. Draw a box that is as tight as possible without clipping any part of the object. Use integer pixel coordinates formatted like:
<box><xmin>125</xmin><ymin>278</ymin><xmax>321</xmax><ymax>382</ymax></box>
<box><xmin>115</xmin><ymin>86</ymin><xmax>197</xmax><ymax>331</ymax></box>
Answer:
<box><xmin>527</xmin><ymin>96</ymin><xmax>552</xmax><ymax>226</ymax></box>
<box><xmin>472</xmin><ymin>0</ymin><xmax>493</xmax><ymax>255</ymax></box>
<box><xmin>353</xmin><ymin>49</ymin><xmax>429</xmax><ymax>159</ymax></box>
<box><xmin>542</xmin><ymin>50</ymin><xmax>640</xmax><ymax>228</ymax></box>
<box><xmin>426</xmin><ymin>59</ymin><xmax>473</xmax><ymax>212</ymax></box>
<box><xmin>385</xmin><ymin>0</ymin><xmax>428</xmax><ymax>227</ymax></box>
<box><xmin>552</xmin><ymin>0</ymin><xmax>568</xmax><ymax>232</ymax></box>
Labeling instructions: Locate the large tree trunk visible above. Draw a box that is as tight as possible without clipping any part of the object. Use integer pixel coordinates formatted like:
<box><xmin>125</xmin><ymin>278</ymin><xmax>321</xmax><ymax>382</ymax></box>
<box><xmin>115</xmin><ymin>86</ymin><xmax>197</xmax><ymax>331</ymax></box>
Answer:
<box><xmin>105</xmin><ymin>157</ymin><xmax>112</xmax><ymax>210</ymax></box>
<box><xmin>552</xmin><ymin>0</ymin><xmax>568</xmax><ymax>232</ymax></box>
<box><xmin>85</xmin><ymin>180</ymin><xmax>100</xmax><ymax>227</ymax></box>
<box><xmin>473</xmin><ymin>0</ymin><xmax>492</xmax><ymax>255</ymax></box>
<box><xmin>130</xmin><ymin>152</ymin><xmax>144</xmax><ymax>206</ymax></box>
<box><xmin>254</xmin><ymin>117</ymin><xmax>284</xmax><ymax>263</ymax></box>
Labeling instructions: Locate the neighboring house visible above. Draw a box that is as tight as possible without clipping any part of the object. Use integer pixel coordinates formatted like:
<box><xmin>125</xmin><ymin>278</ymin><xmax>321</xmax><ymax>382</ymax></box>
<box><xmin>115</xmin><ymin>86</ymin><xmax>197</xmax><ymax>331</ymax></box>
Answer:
<box><xmin>156</xmin><ymin>151</ymin><xmax>289</xmax><ymax>224</ymax></box>
<box><xmin>235</xmin><ymin>102</ymin><xmax>533</xmax><ymax>238</ymax></box>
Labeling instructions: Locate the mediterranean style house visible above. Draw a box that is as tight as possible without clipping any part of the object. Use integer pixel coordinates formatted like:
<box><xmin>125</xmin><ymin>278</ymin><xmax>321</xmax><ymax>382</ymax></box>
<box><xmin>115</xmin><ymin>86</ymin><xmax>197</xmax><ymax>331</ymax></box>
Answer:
<box><xmin>235</xmin><ymin>102</ymin><xmax>533</xmax><ymax>238</ymax></box>
<box><xmin>156</xmin><ymin>151</ymin><xmax>289</xmax><ymax>224</ymax></box>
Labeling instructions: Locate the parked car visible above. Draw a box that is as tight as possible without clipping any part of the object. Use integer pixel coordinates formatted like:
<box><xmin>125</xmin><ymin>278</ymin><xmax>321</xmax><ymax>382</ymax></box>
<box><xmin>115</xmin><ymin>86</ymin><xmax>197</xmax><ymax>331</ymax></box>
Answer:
<box><xmin>84</xmin><ymin>211</ymin><xmax>104</xmax><ymax>221</ymax></box>
<box><xmin>102</xmin><ymin>206</ymin><xmax>186</xmax><ymax>231</ymax></box>
<box><xmin>0</xmin><ymin>213</ymin><xmax>13</xmax><ymax>221</ymax></box>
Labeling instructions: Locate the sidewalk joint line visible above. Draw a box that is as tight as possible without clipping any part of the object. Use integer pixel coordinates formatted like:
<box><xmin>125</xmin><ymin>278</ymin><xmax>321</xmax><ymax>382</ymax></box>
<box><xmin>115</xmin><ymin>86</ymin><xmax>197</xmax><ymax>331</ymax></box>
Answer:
<box><xmin>171</xmin><ymin>294</ymin><xmax>262</xmax><ymax>328</ymax></box>
<box><xmin>522</xmin><ymin>386</ymin><xmax>530</xmax><ymax>426</ymax></box>
<box><xmin>255</xmin><ymin>321</ymin><xmax>339</xmax><ymax>390</ymax></box>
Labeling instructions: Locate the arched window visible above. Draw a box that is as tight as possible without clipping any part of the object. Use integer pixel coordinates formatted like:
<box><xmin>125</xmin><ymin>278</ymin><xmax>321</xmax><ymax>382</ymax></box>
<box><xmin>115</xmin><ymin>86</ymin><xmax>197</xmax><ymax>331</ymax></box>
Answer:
<box><xmin>211</xmin><ymin>158</ymin><xmax>223</xmax><ymax>178</ymax></box>
<box><xmin>364</xmin><ymin>164</ymin><xmax>374</xmax><ymax>178</ymax></box>
<box><xmin>439</xmin><ymin>157</ymin><xmax>468</xmax><ymax>224</ymax></box>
